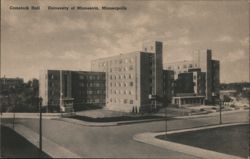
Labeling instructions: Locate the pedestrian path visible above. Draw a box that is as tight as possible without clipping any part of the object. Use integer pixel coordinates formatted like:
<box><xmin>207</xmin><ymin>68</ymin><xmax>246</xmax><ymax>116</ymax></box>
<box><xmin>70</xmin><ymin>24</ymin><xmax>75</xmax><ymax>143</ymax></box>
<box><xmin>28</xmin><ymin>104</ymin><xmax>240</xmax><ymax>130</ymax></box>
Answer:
<box><xmin>3</xmin><ymin>123</ymin><xmax>81</xmax><ymax>158</ymax></box>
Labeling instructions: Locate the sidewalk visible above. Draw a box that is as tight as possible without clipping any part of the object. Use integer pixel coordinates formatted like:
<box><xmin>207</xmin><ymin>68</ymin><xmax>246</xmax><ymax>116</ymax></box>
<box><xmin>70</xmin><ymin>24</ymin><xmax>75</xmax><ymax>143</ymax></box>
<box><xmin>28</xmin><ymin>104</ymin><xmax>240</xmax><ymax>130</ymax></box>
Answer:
<box><xmin>59</xmin><ymin>109</ymin><xmax>249</xmax><ymax>127</ymax></box>
<box><xmin>58</xmin><ymin>117</ymin><xmax>166</xmax><ymax>127</ymax></box>
<box><xmin>2</xmin><ymin>123</ymin><xmax>81</xmax><ymax>158</ymax></box>
<box><xmin>133</xmin><ymin>122</ymin><xmax>247</xmax><ymax>159</ymax></box>
<box><xmin>174</xmin><ymin>109</ymin><xmax>249</xmax><ymax>119</ymax></box>
<box><xmin>1</xmin><ymin>113</ymin><xmax>61</xmax><ymax>119</ymax></box>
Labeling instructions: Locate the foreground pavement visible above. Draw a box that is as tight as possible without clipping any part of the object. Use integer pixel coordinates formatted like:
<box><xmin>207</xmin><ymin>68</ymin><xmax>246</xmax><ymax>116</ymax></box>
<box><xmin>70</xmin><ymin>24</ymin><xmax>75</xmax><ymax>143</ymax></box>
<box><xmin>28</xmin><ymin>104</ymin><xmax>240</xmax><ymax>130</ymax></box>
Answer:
<box><xmin>1</xmin><ymin>111</ymin><xmax>249</xmax><ymax>158</ymax></box>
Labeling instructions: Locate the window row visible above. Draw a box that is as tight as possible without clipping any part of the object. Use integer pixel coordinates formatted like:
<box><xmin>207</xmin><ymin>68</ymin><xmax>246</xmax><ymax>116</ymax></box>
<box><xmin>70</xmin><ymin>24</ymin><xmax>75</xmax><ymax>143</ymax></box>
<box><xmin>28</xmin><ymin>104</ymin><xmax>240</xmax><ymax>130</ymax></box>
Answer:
<box><xmin>87</xmin><ymin>90</ymin><xmax>105</xmax><ymax>95</ymax></box>
<box><xmin>79</xmin><ymin>75</ymin><xmax>104</xmax><ymax>80</ymax></box>
<box><xmin>109</xmin><ymin>74</ymin><xmax>133</xmax><ymax>80</ymax></box>
<box><xmin>110</xmin><ymin>82</ymin><xmax>133</xmax><ymax>87</ymax></box>
<box><xmin>109</xmin><ymin>98</ymin><xmax>134</xmax><ymax>104</ymax></box>
<box><xmin>110</xmin><ymin>89</ymin><xmax>134</xmax><ymax>95</ymax></box>
<box><xmin>79</xmin><ymin>82</ymin><xmax>105</xmax><ymax>87</ymax></box>
<box><xmin>167</xmin><ymin>64</ymin><xmax>198</xmax><ymax>70</ymax></box>
<box><xmin>110</xmin><ymin>65</ymin><xmax>134</xmax><ymax>72</ymax></box>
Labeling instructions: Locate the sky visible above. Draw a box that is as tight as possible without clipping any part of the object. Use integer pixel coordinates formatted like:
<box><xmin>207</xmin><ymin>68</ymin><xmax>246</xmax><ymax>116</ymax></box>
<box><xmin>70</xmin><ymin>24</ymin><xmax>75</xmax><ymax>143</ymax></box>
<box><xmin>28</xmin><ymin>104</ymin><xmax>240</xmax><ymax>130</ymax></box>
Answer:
<box><xmin>1</xmin><ymin>0</ymin><xmax>249</xmax><ymax>83</ymax></box>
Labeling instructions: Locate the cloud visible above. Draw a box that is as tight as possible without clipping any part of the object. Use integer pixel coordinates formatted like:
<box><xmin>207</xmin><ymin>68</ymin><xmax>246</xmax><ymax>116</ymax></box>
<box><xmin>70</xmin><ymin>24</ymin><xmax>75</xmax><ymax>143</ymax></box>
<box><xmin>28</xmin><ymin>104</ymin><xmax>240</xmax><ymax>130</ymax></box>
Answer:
<box><xmin>59</xmin><ymin>50</ymin><xmax>83</xmax><ymax>60</ymax></box>
<box><xmin>240</xmin><ymin>37</ymin><xmax>249</xmax><ymax>47</ymax></box>
<box><xmin>216</xmin><ymin>35</ymin><xmax>234</xmax><ymax>43</ymax></box>
<box><xmin>222</xmin><ymin>49</ymin><xmax>246</xmax><ymax>62</ymax></box>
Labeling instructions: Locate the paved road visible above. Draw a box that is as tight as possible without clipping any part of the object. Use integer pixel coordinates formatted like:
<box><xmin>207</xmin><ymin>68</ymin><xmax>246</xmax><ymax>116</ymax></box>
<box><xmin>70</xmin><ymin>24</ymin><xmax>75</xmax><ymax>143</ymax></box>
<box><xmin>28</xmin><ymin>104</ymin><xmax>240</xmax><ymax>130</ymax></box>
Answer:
<box><xmin>1</xmin><ymin>111</ymin><xmax>248</xmax><ymax>158</ymax></box>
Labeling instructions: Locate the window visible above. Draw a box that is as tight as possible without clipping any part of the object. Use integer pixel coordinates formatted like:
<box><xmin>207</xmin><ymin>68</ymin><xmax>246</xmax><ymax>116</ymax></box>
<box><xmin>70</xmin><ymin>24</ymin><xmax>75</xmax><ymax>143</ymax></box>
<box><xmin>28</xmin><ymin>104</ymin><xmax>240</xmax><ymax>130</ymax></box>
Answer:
<box><xmin>129</xmin><ymin>74</ymin><xmax>132</xmax><ymax>79</ymax></box>
<box><xmin>189</xmin><ymin>64</ymin><xmax>193</xmax><ymax>68</ymax></box>
<box><xmin>129</xmin><ymin>65</ymin><xmax>133</xmax><ymax>70</ymax></box>
<box><xmin>80</xmin><ymin>75</ymin><xmax>85</xmax><ymax>80</ymax></box>
<box><xmin>130</xmin><ymin>100</ymin><xmax>133</xmax><ymax>104</ymax></box>
<box><xmin>183</xmin><ymin>65</ymin><xmax>187</xmax><ymax>68</ymax></box>
<box><xmin>151</xmin><ymin>46</ymin><xmax>153</xmax><ymax>50</ymax></box>
<box><xmin>193</xmin><ymin>75</ymin><xmax>196</xmax><ymax>80</ymax></box>
<box><xmin>129</xmin><ymin>82</ymin><xmax>133</xmax><ymax>86</ymax></box>
<box><xmin>124</xmin><ymin>99</ymin><xmax>128</xmax><ymax>104</ymax></box>
<box><xmin>110</xmin><ymin>82</ymin><xmax>112</xmax><ymax>87</ymax></box>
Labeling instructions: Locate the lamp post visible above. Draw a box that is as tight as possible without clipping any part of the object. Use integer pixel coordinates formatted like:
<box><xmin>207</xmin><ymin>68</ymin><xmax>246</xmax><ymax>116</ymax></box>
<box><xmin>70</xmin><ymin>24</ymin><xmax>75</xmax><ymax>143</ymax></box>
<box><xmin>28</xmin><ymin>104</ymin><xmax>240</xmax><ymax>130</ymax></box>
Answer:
<box><xmin>219</xmin><ymin>98</ymin><xmax>222</xmax><ymax>124</ymax></box>
<box><xmin>12</xmin><ymin>97</ymin><xmax>16</xmax><ymax>129</ymax></box>
<box><xmin>164</xmin><ymin>100</ymin><xmax>168</xmax><ymax>138</ymax></box>
<box><xmin>38</xmin><ymin>97</ymin><xmax>43</xmax><ymax>154</ymax></box>
<box><xmin>213</xmin><ymin>92</ymin><xmax>222</xmax><ymax>125</ymax></box>
<box><xmin>149</xmin><ymin>94</ymin><xmax>168</xmax><ymax>138</ymax></box>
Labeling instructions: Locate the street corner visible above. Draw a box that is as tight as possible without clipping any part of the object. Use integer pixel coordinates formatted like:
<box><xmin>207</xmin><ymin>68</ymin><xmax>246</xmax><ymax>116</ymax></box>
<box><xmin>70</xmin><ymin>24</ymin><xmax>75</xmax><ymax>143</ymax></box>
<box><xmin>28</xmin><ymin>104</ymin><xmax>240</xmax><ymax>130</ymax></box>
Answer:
<box><xmin>133</xmin><ymin>123</ymin><xmax>247</xmax><ymax>159</ymax></box>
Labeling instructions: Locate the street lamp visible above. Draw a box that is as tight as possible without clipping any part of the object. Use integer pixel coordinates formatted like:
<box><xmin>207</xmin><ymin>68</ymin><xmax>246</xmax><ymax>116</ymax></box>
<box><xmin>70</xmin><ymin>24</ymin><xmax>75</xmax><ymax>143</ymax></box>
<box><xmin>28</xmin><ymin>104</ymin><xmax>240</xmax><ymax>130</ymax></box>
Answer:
<box><xmin>164</xmin><ymin>99</ymin><xmax>168</xmax><ymax>138</ymax></box>
<box><xmin>212</xmin><ymin>92</ymin><xmax>222</xmax><ymax>125</ymax></box>
<box><xmin>38</xmin><ymin>97</ymin><xmax>43</xmax><ymax>154</ymax></box>
<box><xmin>219</xmin><ymin>99</ymin><xmax>222</xmax><ymax>124</ymax></box>
<box><xmin>149</xmin><ymin>94</ymin><xmax>168</xmax><ymax>138</ymax></box>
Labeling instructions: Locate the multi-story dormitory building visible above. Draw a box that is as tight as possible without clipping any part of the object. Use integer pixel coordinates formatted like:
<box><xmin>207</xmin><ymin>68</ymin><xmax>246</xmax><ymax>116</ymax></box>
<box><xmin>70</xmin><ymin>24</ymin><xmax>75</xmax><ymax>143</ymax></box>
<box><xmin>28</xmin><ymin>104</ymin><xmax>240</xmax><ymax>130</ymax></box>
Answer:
<box><xmin>91</xmin><ymin>41</ymin><xmax>163</xmax><ymax>112</ymax></box>
<box><xmin>164</xmin><ymin>49</ymin><xmax>220</xmax><ymax>106</ymax></box>
<box><xmin>39</xmin><ymin>41</ymin><xmax>220</xmax><ymax>113</ymax></box>
<box><xmin>39</xmin><ymin>70</ymin><xmax>105</xmax><ymax>112</ymax></box>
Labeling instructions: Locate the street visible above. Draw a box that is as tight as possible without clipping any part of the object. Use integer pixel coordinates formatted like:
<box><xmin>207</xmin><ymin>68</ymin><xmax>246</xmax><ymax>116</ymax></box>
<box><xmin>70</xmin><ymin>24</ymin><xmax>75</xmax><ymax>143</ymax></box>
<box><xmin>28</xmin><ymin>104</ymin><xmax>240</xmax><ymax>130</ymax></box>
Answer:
<box><xmin>1</xmin><ymin>111</ymin><xmax>249</xmax><ymax>158</ymax></box>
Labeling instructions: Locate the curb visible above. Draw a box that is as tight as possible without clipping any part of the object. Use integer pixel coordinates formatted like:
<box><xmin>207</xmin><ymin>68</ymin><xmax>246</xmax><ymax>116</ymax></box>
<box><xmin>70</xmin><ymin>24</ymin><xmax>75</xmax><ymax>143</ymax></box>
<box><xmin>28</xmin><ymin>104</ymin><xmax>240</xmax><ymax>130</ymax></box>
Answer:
<box><xmin>133</xmin><ymin>123</ymin><xmax>247</xmax><ymax>159</ymax></box>
<box><xmin>173</xmin><ymin>109</ymin><xmax>249</xmax><ymax>119</ymax></box>
<box><xmin>58</xmin><ymin>117</ymin><xmax>167</xmax><ymax>127</ymax></box>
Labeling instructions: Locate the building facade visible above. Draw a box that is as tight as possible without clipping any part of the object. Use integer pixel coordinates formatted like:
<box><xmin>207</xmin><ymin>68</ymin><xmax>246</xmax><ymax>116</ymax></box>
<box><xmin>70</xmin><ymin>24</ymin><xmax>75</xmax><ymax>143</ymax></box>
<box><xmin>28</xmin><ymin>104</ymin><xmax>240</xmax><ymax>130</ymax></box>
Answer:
<box><xmin>39</xmin><ymin>70</ymin><xmax>105</xmax><ymax>112</ymax></box>
<box><xmin>162</xmin><ymin>70</ymin><xmax>174</xmax><ymax>99</ymax></box>
<box><xmin>91</xmin><ymin>41</ymin><xmax>163</xmax><ymax>112</ymax></box>
<box><xmin>164</xmin><ymin>49</ymin><xmax>220</xmax><ymax>105</ymax></box>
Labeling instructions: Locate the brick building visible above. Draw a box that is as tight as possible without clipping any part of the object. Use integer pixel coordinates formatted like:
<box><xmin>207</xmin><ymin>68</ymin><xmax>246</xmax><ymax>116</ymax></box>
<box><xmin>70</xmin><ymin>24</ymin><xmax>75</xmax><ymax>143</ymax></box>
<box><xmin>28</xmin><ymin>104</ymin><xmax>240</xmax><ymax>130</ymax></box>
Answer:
<box><xmin>39</xmin><ymin>70</ymin><xmax>105</xmax><ymax>112</ymax></box>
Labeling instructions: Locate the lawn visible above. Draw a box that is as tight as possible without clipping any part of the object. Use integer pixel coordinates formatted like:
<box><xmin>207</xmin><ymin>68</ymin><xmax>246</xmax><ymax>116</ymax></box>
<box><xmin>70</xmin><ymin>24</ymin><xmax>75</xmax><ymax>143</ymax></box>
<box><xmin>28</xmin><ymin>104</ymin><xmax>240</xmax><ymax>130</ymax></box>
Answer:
<box><xmin>0</xmin><ymin>125</ymin><xmax>50</xmax><ymax>158</ymax></box>
<box><xmin>157</xmin><ymin>124</ymin><xmax>249</xmax><ymax>158</ymax></box>
<box><xmin>70</xmin><ymin>114</ymin><xmax>166</xmax><ymax>122</ymax></box>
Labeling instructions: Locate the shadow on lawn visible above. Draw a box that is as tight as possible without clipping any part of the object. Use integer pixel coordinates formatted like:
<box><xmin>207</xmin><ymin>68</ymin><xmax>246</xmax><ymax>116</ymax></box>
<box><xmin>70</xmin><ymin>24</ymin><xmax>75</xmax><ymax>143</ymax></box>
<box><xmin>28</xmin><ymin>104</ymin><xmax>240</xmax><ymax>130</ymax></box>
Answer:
<box><xmin>69</xmin><ymin>115</ymin><xmax>170</xmax><ymax>122</ymax></box>
<box><xmin>0</xmin><ymin>125</ymin><xmax>51</xmax><ymax>158</ymax></box>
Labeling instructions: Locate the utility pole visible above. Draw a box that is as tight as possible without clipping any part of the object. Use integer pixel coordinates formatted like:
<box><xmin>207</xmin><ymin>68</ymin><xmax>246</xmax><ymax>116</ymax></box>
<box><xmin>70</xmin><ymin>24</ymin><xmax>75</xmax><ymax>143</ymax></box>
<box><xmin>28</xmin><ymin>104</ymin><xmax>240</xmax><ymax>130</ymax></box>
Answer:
<box><xmin>39</xmin><ymin>97</ymin><xmax>43</xmax><ymax>154</ymax></box>
<box><xmin>12</xmin><ymin>108</ymin><xmax>15</xmax><ymax>129</ymax></box>
<box><xmin>165</xmin><ymin>101</ymin><xmax>168</xmax><ymax>138</ymax></box>
<box><xmin>219</xmin><ymin>100</ymin><xmax>222</xmax><ymax>124</ymax></box>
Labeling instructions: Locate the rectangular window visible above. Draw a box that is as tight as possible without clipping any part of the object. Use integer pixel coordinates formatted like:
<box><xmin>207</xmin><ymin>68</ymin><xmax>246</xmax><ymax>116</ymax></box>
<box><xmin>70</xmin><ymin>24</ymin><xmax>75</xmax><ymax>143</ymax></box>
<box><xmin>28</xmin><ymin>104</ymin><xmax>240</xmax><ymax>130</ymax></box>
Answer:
<box><xmin>129</xmin><ymin>65</ymin><xmax>133</xmax><ymax>70</ymax></box>
<box><xmin>124</xmin><ymin>99</ymin><xmax>128</xmax><ymax>104</ymax></box>
<box><xmin>130</xmin><ymin>100</ymin><xmax>133</xmax><ymax>104</ymax></box>
<box><xmin>129</xmin><ymin>82</ymin><xmax>133</xmax><ymax>86</ymax></box>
